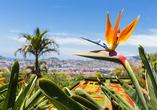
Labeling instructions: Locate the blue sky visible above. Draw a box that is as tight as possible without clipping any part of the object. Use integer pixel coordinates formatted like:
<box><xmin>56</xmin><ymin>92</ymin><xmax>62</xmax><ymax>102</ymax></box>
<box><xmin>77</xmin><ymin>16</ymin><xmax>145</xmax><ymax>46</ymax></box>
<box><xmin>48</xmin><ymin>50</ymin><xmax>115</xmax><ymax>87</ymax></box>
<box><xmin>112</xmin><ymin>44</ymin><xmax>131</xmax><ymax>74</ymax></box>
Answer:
<box><xmin>0</xmin><ymin>0</ymin><xmax>157</xmax><ymax>60</ymax></box>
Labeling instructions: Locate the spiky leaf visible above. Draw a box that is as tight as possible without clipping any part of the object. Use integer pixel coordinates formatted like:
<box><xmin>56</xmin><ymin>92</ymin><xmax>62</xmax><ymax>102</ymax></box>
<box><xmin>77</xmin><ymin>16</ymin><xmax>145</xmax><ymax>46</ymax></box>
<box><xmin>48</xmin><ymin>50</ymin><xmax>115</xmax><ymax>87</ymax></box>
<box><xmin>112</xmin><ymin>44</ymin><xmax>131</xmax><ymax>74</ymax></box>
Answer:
<box><xmin>139</xmin><ymin>45</ymin><xmax>157</xmax><ymax>109</ymax></box>
<box><xmin>3</xmin><ymin>60</ymin><xmax>19</xmax><ymax>109</ymax></box>
<box><xmin>72</xmin><ymin>95</ymin><xmax>100</xmax><ymax>110</ymax></box>
<box><xmin>117</xmin><ymin>78</ymin><xmax>155</xmax><ymax>110</ymax></box>
<box><xmin>100</xmin><ymin>84</ymin><xmax>134</xmax><ymax>110</ymax></box>
<box><xmin>37</xmin><ymin>100</ymin><xmax>51</xmax><ymax>109</ymax></box>
<box><xmin>12</xmin><ymin>76</ymin><xmax>37</xmax><ymax>109</ymax></box>
<box><xmin>75</xmin><ymin>88</ymin><xmax>103</xmax><ymax>109</ymax></box>
<box><xmin>25</xmin><ymin>89</ymin><xmax>42</xmax><ymax>109</ymax></box>
<box><xmin>39</xmin><ymin>78</ymin><xmax>85</xmax><ymax>110</ymax></box>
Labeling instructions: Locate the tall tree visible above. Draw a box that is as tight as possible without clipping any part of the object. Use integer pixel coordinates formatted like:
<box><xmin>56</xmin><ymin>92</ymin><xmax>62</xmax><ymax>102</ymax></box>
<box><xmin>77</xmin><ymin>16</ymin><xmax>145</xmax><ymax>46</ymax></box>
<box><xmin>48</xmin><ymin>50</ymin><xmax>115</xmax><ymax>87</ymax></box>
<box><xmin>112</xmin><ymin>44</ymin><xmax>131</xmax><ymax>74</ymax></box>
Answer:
<box><xmin>25</xmin><ymin>60</ymin><xmax>48</xmax><ymax>75</ymax></box>
<box><xmin>15</xmin><ymin>27</ymin><xmax>59</xmax><ymax>78</ymax></box>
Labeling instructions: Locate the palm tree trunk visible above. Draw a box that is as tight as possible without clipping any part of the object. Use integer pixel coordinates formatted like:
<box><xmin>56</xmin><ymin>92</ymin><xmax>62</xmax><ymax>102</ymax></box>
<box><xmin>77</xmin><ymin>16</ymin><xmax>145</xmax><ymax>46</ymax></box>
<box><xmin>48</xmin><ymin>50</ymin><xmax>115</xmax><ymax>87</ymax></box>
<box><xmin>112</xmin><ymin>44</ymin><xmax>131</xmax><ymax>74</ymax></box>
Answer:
<box><xmin>35</xmin><ymin>55</ymin><xmax>39</xmax><ymax>77</ymax></box>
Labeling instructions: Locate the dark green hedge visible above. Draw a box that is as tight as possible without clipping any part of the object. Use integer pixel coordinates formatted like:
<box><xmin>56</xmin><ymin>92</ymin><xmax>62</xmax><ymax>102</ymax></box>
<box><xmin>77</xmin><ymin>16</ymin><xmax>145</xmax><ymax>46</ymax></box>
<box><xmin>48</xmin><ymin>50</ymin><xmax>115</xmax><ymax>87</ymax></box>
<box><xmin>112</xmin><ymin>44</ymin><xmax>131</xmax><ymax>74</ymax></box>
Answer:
<box><xmin>68</xmin><ymin>81</ymin><xmax>80</xmax><ymax>90</ymax></box>
<box><xmin>84</xmin><ymin>77</ymin><xmax>131</xmax><ymax>82</ymax></box>
<box><xmin>84</xmin><ymin>77</ymin><xmax>105</xmax><ymax>82</ymax></box>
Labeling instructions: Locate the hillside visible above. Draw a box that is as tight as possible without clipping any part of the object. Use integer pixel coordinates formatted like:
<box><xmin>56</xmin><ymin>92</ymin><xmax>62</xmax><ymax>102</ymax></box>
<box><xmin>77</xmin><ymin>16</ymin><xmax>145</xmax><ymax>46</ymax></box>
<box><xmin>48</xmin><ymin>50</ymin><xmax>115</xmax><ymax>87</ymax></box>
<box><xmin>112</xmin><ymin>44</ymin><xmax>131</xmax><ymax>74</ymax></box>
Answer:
<box><xmin>0</xmin><ymin>55</ymin><xmax>141</xmax><ymax>76</ymax></box>
<box><xmin>0</xmin><ymin>56</ymin><xmax>6</xmax><ymax>60</ymax></box>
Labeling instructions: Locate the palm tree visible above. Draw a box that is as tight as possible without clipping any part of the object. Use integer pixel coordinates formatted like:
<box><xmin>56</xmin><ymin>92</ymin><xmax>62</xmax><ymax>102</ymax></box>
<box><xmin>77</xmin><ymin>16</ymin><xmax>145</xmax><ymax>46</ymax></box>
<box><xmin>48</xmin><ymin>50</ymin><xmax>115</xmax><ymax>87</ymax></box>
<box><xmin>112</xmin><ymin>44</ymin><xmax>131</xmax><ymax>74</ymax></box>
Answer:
<box><xmin>25</xmin><ymin>60</ymin><xmax>48</xmax><ymax>75</ymax></box>
<box><xmin>15</xmin><ymin>27</ymin><xmax>59</xmax><ymax>78</ymax></box>
<box><xmin>23</xmin><ymin>60</ymin><xmax>48</xmax><ymax>82</ymax></box>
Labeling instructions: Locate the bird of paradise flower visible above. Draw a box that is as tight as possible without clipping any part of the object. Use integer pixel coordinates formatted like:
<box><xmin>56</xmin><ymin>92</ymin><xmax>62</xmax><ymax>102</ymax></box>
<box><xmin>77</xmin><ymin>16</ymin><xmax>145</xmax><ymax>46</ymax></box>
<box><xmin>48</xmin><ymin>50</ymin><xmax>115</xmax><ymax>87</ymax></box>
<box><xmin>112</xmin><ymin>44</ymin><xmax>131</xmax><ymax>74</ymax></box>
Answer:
<box><xmin>74</xmin><ymin>9</ymin><xmax>140</xmax><ymax>65</ymax></box>
<box><xmin>80</xmin><ymin>9</ymin><xmax>140</xmax><ymax>51</ymax></box>
<box><xmin>74</xmin><ymin>10</ymin><xmax>149</xmax><ymax>110</ymax></box>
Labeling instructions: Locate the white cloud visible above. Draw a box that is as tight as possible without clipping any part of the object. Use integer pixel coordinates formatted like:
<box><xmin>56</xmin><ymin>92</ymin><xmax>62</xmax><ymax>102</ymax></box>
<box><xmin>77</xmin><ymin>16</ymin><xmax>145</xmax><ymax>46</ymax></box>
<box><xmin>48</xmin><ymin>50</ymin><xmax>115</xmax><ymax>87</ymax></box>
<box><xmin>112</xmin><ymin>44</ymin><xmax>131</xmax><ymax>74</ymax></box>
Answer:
<box><xmin>60</xmin><ymin>47</ymin><xmax>90</xmax><ymax>54</ymax></box>
<box><xmin>54</xmin><ymin>37</ymin><xmax>92</xmax><ymax>45</ymax></box>
<box><xmin>150</xmin><ymin>29</ymin><xmax>157</xmax><ymax>33</ymax></box>
<box><xmin>49</xmin><ymin>32</ymin><xmax>69</xmax><ymax>36</ymax></box>
<box><xmin>50</xmin><ymin>47</ymin><xmax>91</xmax><ymax>60</ymax></box>
<box><xmin>9</xmin><ymin>30</ymin><xmax>157</xmax><ymax>48</ymax></box>
<box><xmin>53</xmin><ymin>37</ymin><xmax>108</xmax><ymax>47</ymax></box>
<box><xmin>9</xmin><ymin>31</ymin><xmax>106</xmax><ymax>46</ymax></box>
<box><xmin>9</xmin><ymin>30</ymin><xmax>21</xmax><ymax>33</ymax></box>
<box><xmin>8</xmin><ymin>36</ymin><xmax>26</xmax><ymax>43</ymax></box>
<box><xmin>121</xmin><ymin>34</ymin><xmax>157</xmax><ymax>47</ymax></box>
<box><xmin>117</xmin><ymin>50</ymin><xmax>137</xmax><ymax>56</ymax></box>
<box><xmin>49</xmin><ymin>32</ymin><xmax>84</xmax><ymax>38</ymax></box>
<box><xmin>38</xmin><ymin>47</ymin><xmax>91</xmax><ymax>60</ymax></box>
<box><xmin>16</xmin><ymin>38</ymin><xmax>26</xmax><ymax>43</ymax></box>
<box><xmin>10</xmin><ymin>36</ymin><xmax>94</xmax><ymax>45</ymax></box>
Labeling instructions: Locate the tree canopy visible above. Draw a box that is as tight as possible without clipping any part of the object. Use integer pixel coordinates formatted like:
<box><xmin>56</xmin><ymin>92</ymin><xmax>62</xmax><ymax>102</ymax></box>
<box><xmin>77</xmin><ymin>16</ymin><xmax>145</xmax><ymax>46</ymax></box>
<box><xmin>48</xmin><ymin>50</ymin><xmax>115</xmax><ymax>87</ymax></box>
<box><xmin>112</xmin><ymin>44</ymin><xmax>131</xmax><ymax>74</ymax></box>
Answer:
<box><xmin>15</xmin><ymin>27</ymin><xmax>59</xmax><ymax>77</ymax></box>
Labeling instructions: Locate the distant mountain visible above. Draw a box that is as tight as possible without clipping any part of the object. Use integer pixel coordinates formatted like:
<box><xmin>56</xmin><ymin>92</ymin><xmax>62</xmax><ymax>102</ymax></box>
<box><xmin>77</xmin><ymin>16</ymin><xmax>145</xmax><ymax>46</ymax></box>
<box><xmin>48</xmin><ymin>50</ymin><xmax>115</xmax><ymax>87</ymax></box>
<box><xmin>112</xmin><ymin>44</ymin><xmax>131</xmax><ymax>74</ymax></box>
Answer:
<box><xmin>0</xmin><ymin>56</ymin><xmax>6</xmax><ymax>60</ymax></box>
<box><xmin>126</xmin><ymin>55</ymin><xmax>141</xmax><ymax>60</ymax></box>
<box><xmin>42</xmin><ymin>57</ymin><xmax>59</xmax><ymax>61</ymax></box>
<box><xmin>126</xmin><ymin>55</ymin><xmax>141</xmax><ymax>66</ymax></box>
<box><xmin>48</xmin><ymin>57</ymin><xmax>59</xmax><ymax>60</ymax></box>
<box><xmin>5</xmin><ymin>57</ymin><xmax>33</xmax><ymax>61</ymax></box>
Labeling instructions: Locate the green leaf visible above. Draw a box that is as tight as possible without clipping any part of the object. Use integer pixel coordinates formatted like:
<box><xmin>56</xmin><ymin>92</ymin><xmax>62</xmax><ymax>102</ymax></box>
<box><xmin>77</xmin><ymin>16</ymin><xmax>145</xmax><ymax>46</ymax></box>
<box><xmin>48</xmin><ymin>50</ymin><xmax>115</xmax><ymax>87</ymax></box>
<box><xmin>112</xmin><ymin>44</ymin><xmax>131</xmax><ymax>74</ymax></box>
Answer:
<box><xmin>98</xmin><ymin>78</ymin><xmax>135</xmax><ymax>109</ymax></box>
<box><xmin>3</xmin><ymin>60</ymin><xmax>19</xmax><ymax>109</ymax></box>
<box><xmin>100</xmin><ymin>85</ymin><xmax>134</xmax><ymax>110</ymax></box>
<box><xmin>37</xmin><ymin>100</ymin><xmax>51</xmax><ymax>109</ymax></box>
<box><xmin>0</xmin><ymin>88</ymin><xmax>7</xmax><ymax>96</ymax></box>
<box><xmin>25</xmin><ymin>89</ymin><xmax>42</xmax><ymax>109</ymax></box>
<box><xmin>39</xmin><ymin>78</ymin><xmax>85</xmax><ymax>110</ymax></box>
<box><xmin>111</xmin><ymin>98</ymin><xmax>123</xmax><ymax>110</ymax></box>
<box><xmin>0</xmin><ymin>84</ymin><xmax>8</xmax><ymax>93</ymax></box>
<box><xmin>32</xmin><ymin>96</ymin><xmax>46</xmax><ymax>108</ymax></box>
<box><xmin>0</xmin><ymin>78</ymin><xmax>23</xmax><ymax>97</ymax></box>
<box><xmin>139</xmin><ymin>45</ymin><xmax>157</xmax><ymax>109</ymax></box>
<box><xmin>119</xmin><ymin>78</ymin><xmax>155</xmax><ymax>110</ymax></box>
<box><xmin>12</xmin><ymin>76</ymin><xmax>37</xmax><ymax>110</ymax></box>
<box><xmin>72</xmin><ymin>95</ymin><xmax>100</xmax><ymax>110</ymax></box>
<box><xmin>0</xmin><ymin>101</ymin><xmax>3</xmax><ymax>109</ymax></box>
<box><xmin>124</xmin><ymin>60</ymin><xmax>148</xmax><ymax>110</ymax></box>
<box><xmin>117</xmin><ymin>78</ymin><xmax>156</xmax><ymax>110</ymax></box>
<box><xmin>75</xmin><ymin>88</ymin><xmax>103</xmax><ymax>109</ymax></box>
<box><xmin>117</xmin><ymin>78</ymin><xmax>142</xmax><ymax>109</ymax></box>
<box><xmin>62</xmin><ymin>87</ymin><xmax>73</xmax><ymax>97</ymax></box>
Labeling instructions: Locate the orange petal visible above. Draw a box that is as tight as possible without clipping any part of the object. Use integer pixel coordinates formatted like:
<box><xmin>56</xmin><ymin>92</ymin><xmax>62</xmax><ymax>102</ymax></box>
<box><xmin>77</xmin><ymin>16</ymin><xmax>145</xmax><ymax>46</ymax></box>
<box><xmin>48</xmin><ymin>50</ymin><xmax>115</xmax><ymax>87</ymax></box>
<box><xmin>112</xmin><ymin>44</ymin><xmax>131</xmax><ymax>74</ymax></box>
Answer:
<box><xmin>22</xmin><ymin>75</ymin><xmax>25</xmax><ymax>84</ymax></box>
<box><xmin>117</xmin><ymin>15</ymin><xmax>140</xmax><ymax>44</ymax></box>
<box><xmin>105</xmin><ymin>12</ymin><xmax>113</xmax><ymax>47</ymax></box>
<box><xmin>112</xmin><ymin>9</ymin><xmax>124</xmax><ymax>45</ymax></box>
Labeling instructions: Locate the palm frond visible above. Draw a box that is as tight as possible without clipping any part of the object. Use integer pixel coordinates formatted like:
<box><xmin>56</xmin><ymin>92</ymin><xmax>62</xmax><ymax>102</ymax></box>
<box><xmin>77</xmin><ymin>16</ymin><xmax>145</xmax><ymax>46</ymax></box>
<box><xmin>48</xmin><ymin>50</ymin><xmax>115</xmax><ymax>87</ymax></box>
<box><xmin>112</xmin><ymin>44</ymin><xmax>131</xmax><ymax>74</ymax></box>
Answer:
<box><xmin>43</xmin><ymin>37</ymin><xmax>59</xmax><ymax>48</ymax></box>
<box><xmin>39</xmin><ymin>61</ymin><xmax>47</xmax><ymax>65</ymax></box>
<box><xmin>25</xmin><ymin>66</ymin><xmax>34</xmax><ymax>70</ymax></box>
<box><xmin>19</xmin><ymin>34</ymin><xmax>32</xmax><ymax>43</ymax></box>
<box><xmin>41</xmin><ymin>66</ymin><xmax>48</xmax><ymax>73</ymax></box>
<box><xmin>35</xmin><ymin>27</ymin><xmax>40</xmax><ymax>37</ymax></box>
<box><xmin>39</xmin><ymin>48</ymin><xmax>59</xmax><ymax>57</ymax></box>
<box><xmin>14</xmin><ymin>48</ymin><xmax>23</xmax><ymax>56</ymax></box>
<box><xmin>39</xmin><ymin>30</ymin><xmax>48</xmax><ymax>39</ymax></box>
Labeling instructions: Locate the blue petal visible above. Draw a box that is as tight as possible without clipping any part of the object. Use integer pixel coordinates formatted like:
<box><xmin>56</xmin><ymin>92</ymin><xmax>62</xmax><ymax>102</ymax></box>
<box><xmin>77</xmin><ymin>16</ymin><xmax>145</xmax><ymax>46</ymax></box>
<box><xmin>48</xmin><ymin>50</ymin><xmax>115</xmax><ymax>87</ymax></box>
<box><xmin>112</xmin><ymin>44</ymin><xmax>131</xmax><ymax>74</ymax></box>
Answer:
<box><xmin>103</xmin><ymin>43</ymin><xmax>108</xmax><ymax>49</ymax></box>
<box><xmin>81</xmin><ymin>37</ymin><xmax>108</xmax><ymax>49</ymax></box>
<box><xmin>95</xmin><ymin>40</ymin><xmax>101</xmax><ymax>44</ymax></box>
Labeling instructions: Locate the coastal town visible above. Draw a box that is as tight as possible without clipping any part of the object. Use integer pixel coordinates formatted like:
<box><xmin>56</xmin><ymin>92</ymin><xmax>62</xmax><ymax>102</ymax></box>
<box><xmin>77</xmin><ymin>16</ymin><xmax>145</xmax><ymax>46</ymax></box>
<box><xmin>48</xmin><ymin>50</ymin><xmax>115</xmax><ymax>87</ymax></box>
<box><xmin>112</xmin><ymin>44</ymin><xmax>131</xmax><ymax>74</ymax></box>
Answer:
<box><xmin>0</xmin><ymin>55</ymin><xmax>141</xmax><ymax>77</ymax></box>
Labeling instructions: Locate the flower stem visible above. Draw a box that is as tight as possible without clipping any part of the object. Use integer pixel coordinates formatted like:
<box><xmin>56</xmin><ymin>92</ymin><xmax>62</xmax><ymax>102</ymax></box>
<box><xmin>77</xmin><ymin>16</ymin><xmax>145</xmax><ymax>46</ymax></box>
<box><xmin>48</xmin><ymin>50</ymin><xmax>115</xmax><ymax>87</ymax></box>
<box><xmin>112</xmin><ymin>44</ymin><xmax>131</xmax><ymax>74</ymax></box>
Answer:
<box><xmin>123</xmin><ymin>60</ymin><xmax>148</xmax><ymax>110</ymax></box>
